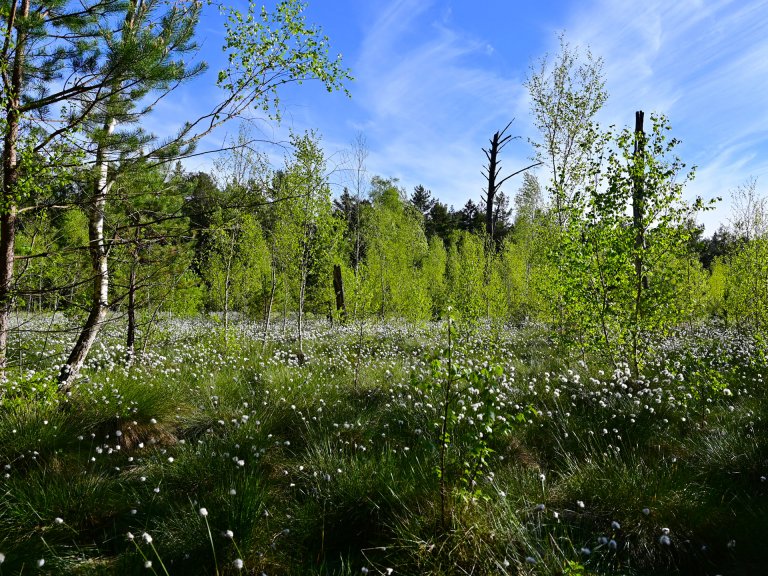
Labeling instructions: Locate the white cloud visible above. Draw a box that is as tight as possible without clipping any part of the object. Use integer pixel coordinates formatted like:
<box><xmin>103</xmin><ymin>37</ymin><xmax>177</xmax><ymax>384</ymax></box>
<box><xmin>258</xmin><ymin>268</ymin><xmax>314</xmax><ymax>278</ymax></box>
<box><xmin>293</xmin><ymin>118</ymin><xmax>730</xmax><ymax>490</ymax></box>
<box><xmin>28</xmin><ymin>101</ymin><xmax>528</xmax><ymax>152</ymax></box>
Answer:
<box><xmin>561</xmin><ymin>0</ymin><xmax>768</xmax><ymax>231</ymax></box>
<box><xmin>349</xmin><ymin>0</ymin><xmax>530</xmax><ymax>207</ymax></box>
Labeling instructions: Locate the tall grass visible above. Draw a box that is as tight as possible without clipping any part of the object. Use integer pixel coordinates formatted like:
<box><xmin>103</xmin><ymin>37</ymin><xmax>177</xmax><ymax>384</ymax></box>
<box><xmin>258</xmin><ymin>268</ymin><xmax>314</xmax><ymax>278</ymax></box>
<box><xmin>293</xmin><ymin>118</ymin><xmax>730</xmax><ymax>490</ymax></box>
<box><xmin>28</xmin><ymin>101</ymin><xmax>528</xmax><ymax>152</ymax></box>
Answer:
<box><xmin>0</xmin><ymin>317</ymin><xmax>766</xmax><ymax>574</ymax></box>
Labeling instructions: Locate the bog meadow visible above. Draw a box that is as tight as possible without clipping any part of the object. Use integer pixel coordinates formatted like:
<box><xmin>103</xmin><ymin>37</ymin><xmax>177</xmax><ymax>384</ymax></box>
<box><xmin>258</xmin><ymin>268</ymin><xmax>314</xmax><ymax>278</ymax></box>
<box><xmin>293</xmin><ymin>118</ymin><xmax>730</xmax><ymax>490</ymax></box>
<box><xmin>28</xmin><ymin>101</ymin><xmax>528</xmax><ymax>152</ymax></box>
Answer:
<box><xmin>1</xmin><ymin>1</ymin><xmax>767</xmax><ymax>575</ymax></box>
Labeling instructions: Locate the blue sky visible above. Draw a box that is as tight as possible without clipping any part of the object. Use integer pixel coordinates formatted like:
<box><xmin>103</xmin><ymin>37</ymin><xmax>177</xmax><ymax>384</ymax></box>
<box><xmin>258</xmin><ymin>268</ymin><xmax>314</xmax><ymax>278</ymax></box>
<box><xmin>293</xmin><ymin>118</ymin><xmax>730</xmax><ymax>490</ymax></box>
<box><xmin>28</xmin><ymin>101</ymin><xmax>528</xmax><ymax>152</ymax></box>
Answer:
<box><xmin>165</xmin><ymin>0</ymin><xmax>768</xmax><ymax>233</ymax></box>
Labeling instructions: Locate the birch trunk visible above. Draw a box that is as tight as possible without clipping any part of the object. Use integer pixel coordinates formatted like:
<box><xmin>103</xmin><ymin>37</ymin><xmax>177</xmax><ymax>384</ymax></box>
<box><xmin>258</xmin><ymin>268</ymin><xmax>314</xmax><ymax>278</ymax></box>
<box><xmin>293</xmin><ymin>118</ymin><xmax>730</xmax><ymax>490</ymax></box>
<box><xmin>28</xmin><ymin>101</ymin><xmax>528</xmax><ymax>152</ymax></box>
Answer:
<box><xmin>58</xmin><ymin>118</ymin><xmax>116</xmax><ymax>390</ymax></box>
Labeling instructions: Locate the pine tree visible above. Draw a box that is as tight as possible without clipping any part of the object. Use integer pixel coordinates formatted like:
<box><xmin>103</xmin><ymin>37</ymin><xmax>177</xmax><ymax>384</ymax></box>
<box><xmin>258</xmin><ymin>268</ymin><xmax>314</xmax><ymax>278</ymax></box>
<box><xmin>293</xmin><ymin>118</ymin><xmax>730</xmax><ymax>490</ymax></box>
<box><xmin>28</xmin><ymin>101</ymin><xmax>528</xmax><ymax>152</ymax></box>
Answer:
<box><xmin>59</xmin><ymin>0</ymin><xmax>206</xmax><ymax>388</ymax></box>
<box><xmin>1</xmin><ymin>1</ymin><xmax>127</xmax><ymax>376</ymax></box>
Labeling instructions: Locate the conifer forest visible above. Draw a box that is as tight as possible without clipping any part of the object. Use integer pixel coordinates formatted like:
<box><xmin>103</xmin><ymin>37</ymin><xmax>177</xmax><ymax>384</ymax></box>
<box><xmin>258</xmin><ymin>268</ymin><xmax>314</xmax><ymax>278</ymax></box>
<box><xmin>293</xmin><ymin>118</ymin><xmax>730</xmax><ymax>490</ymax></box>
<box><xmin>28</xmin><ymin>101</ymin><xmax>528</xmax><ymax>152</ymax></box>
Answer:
<box><xmin>0</xmin><ymin>2</ymin><xmax>766</xmax><ymax>575</ymax></box>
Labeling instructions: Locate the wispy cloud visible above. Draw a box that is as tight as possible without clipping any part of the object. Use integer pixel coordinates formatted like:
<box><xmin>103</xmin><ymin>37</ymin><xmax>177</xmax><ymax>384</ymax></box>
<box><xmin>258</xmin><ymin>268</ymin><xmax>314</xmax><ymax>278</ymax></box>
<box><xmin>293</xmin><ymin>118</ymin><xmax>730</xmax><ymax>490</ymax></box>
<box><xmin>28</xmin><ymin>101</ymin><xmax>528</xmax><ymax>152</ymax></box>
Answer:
<box><xmin>176</xmin><ymin>0</ymin><xmax>768</xmax><ymax>231</ymax></box>
<box><xmin>563</xmin><ymin>0</ymin><xmax>768</xmax><ymax>230</ymax></box>
<box><xmin>349</xmin><ymin>0</ymin><xmax>529</xmax><ymax>206</ymax></box>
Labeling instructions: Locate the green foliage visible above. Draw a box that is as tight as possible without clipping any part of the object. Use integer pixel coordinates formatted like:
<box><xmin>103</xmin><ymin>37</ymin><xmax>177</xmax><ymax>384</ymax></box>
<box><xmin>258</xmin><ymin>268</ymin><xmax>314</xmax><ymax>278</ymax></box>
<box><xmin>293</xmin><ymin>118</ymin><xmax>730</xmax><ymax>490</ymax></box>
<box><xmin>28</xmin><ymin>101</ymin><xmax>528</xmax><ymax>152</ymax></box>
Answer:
<box><xmin>555</xmin><ymin>114</ymin><xmax>713</xmax><ymax>370</ymax></box>
<box><xmin>4</xmin><ymin>134</ymin><xmax>84</xmax><ymax>214</ymax></box>
<box><xmin>86</xmin><ymin>161</ymin><xmax>202</xmax><ymax>362</ymax></box>
<box><xmin>167</xmin><ymin>270</ymin><xmax>207</xmax><ymax>318</ymax></box>
<box><xmin>446</xmin><ymin>231</ymin><xmax>486</xmax><ymax>320</ymax></box>
<box><xmin>526</xmin><ymin>32</ymin><xmax>608</xmax><ymax>227</ymax></box>
<box><xmin>361</xmin><ymin>177</ymin><xmax>431</xmax><ymax>320</ymax></box>
<box><xmin>422</xmin><ymin>236</ymin><xmax>448</xmax><ymax>318</ymax></box>
<box><xmin>723</xmin><ymin>237</ymin><xmax>768</xmax><ymax>331</ymax></box>
<box><xmin>204</xmin><ymin>211</ymin><xmax>271</xmax><ymax>318</ymax></box>
<box><xmin>414</xmin><ymin>317</ymin><xmax>517</xmax><ymax>527</ymax></box>
<box><xmin>218</xmin><ymin>0</ymin><xmax>352</xmax><ymax>120</ymax></box>
<box><xmin>275</xmin><ymin>131</ymin><xmax>341</xmax><ymax>321</ymax></box>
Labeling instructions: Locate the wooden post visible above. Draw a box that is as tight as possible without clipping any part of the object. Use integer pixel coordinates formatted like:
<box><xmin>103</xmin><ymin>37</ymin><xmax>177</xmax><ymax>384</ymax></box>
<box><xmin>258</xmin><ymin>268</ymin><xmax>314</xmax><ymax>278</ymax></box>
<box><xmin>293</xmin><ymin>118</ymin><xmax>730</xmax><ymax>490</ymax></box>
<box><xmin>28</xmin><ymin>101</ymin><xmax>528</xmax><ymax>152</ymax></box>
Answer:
<box><xmin>332</xmin><ymin>264</ymin><xmax>346</xmax><ymax>320</ymax></box>
<box><xmin>632</xmin><ymin>111</ymin><xmax>647</xmax><ymax>290</ymax></box>
<box><xmin>631</xmin><ymin>110</ymin><xmax>647</xmax><ymax>377</ymax></box>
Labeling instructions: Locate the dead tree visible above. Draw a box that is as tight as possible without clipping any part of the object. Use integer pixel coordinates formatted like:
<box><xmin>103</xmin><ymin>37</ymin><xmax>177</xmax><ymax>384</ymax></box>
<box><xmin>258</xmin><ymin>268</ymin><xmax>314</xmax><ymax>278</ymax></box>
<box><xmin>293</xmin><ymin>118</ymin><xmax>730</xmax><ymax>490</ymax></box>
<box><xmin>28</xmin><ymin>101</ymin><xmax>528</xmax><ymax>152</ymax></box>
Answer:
<box><xmin>481</xmin><ymin>121</ymin><xmax>541</xmax><ymax>243</ymax></box>
<box><xmin>632</xmin><ymin>110</ymin><xmax>647</xmax><ymax>290</ymax></box>
<box><xmin>630</xmin><ymin>110</ymin><xmax>648</xmax><ymax>377</ymax></box>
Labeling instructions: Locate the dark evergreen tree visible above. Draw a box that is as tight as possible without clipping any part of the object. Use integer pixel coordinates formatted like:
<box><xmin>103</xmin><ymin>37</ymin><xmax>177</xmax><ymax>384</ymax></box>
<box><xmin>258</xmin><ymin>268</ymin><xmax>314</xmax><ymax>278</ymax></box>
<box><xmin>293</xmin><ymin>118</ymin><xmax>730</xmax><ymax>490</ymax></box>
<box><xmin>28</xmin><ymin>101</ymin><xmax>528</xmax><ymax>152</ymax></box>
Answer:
<box><xmin>333</xmin><ymin>187</ymin><xmax>369</xmax><ymax>269</ymax></box>
<box><xmin>698</xmin><ymin>224</ymin><xmax>738</xmax><ymax>270</ymax></box>
<box><xmin>60</xmin><ymin>0</ymin><xmax>207</xmax><ymax>388</ymax></box>
<box><xmin>411</xmin><ymin>184</ymin><xmax>436</xmax><ymax>216</ymax></box>
<box><xmin>426</xmin><ymin>201</ymin><xmax>456</xmax><ymax>244</ymax></box>
<box><xmin>458</xmin><ymin>200</ymin><xmax>484</xmax><ymax>234</ymax></box>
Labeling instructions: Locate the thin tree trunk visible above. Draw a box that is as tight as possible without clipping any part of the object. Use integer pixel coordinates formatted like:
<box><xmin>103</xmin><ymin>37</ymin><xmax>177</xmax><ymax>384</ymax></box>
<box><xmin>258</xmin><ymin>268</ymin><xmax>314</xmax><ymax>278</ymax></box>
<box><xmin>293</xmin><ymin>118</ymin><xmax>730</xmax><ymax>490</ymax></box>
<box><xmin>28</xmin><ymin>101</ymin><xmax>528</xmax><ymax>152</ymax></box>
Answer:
<box><xmin>140</xmin><ymin>264</ymin><xmax>187</xmax><ymax>356</ymax></box>
<box><xmin>282</xmin><ymin>273</ymin><xmax>288</xmax><ymax>335</ymax></box>
<box><xmin>58</xmin><ymin>118</ymin><xmax>116</xmax><ymax>390</ymax></box>
<box><xmin>0</xmin><ymin>0</ymin><xmax>30</xmax><ymax>378</ymax></box>
<box><xmin>631</xmin><ymin>110</ymin><xmax>646</xmax><ymax>377</ymax></box>
<box><xmin>223</xmin><ymin>229</ymin><xmax>235</xmax><ymax>344</ymax></box>
<box><xmin>379</xmin><ymin>250</ymin><xmax>386</xmax><ymax>319</ymax></box>
<box><xmin>126</xmin><ymin>213</ymin><xmax>141</xmax><ymax>362</ymax></box>
<box><xmin>262</xmin><ymin>264</ymin><xmax>276</xmax><ymax>346</ymax></box>
<box><xmin>126</xmin><ymin>250</ymin><xmax>138</xmax><ymax>361</ymax></box>
<box><xmin>298</xmin><ymin>268</ymin><xmax>306</xmax><ymax>357</ymax></box>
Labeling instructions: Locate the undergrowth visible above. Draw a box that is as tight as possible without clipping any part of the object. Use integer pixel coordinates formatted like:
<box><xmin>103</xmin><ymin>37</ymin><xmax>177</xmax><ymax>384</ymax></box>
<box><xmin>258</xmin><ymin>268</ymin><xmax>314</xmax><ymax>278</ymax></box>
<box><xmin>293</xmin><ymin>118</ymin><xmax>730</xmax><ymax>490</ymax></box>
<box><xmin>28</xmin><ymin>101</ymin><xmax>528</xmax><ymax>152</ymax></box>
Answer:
<box><xmin>0</xmin><ymin>317</ymin><xmax>766</xmax><ymax>574</ymax></box>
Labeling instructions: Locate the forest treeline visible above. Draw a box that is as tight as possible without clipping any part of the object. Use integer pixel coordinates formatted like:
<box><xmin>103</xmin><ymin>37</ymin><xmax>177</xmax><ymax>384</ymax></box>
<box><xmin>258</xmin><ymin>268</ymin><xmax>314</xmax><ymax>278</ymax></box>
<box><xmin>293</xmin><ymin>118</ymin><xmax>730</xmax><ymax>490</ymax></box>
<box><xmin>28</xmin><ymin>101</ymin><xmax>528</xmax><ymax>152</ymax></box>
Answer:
<box><xmin>12</xmin><ymin>125</ymin><xmax>767</xmax><ymax>367</ymax></box>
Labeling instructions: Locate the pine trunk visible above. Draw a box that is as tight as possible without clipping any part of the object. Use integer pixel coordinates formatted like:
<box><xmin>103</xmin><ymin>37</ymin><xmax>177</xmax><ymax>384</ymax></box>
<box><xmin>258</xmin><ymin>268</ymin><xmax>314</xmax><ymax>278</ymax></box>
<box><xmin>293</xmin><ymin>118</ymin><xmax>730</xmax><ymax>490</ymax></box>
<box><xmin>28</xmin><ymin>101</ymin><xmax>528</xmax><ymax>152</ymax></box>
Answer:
<box><xmin>0</xmin><ymin>0</ymin><xmax>30</xmax><ymax>378</ymax></box>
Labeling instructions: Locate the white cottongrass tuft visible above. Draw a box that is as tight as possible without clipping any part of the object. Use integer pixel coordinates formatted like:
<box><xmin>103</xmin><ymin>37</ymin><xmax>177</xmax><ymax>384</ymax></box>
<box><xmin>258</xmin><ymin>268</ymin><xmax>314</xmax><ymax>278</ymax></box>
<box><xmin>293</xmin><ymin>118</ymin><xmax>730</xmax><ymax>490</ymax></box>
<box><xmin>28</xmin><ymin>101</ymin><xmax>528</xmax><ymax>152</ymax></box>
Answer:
<box><xmin>199</xmin><ymin>507</ymin><xmax>208</xmax><ymax>517</ymax></box>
